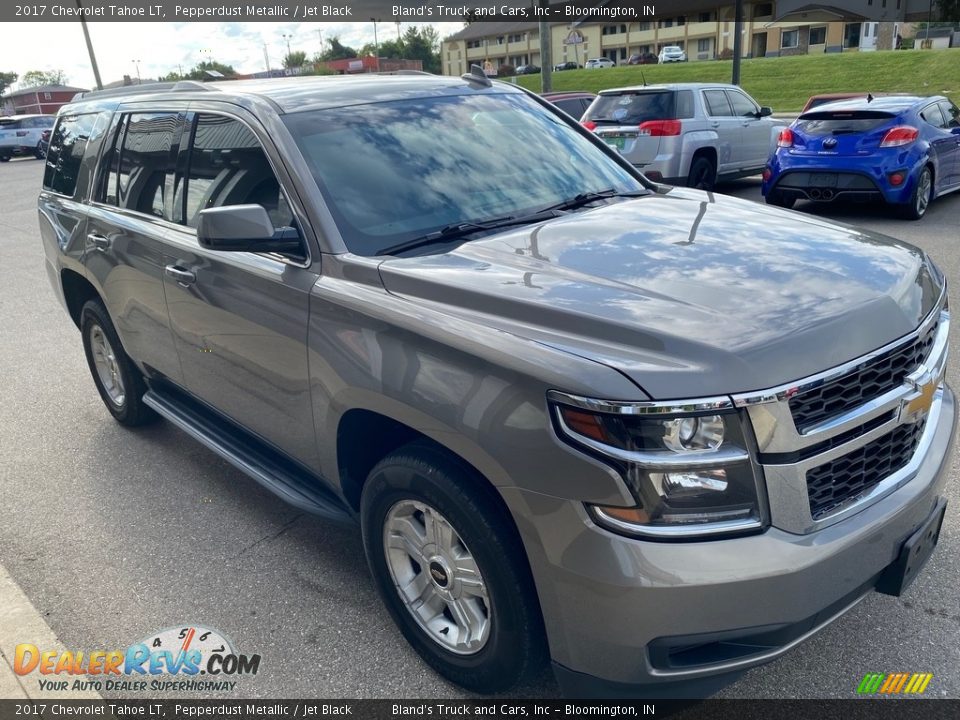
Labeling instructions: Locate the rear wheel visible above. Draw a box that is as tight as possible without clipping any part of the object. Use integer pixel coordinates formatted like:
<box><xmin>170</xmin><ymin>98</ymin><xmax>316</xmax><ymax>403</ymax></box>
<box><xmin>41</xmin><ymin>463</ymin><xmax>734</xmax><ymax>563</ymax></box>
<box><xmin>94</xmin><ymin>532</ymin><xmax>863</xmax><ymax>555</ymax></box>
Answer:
<box><xmin>361</xmin><ymin>443</ymin><xmax>546</xmax><ymax>693</ymax></box>
<box><xmin>898</xmin><ymin>166</ymin><xmax>932</xmax><ymax>220</ymax></box>
<box><xmin>687</xmin><ymin>155</ymin><xmax>717</xmax><ymax>191</ymax></box>
<box><xmin>80</xmin><ymin>299</ymin><xmax>157</xmax><ymax>427</ymax></box>
<box><xmin>765</xmin><ymin>190</ymin><xmax>796</xmax><ymax>209</ymax></box>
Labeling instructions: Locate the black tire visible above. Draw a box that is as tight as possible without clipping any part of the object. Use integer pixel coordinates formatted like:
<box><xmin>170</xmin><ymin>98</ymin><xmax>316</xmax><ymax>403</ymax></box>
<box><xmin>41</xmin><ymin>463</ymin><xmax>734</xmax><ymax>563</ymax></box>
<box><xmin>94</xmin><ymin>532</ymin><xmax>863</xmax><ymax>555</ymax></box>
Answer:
<box><xmin>765</xmin><ymin>190</ymin><xmax>796</xmax><ymax>209</ymax></box>
<box><xmin>35</xmin><ymin>142</ymin><xmax>46</xmax><ymax>160</ymax></box>
<box><xmin>0</xmin><ymin>156</ymin><xmax>9</xmax><ymax>163</ymax></box>
<box><xmin>360</xmin><ymin>443</ymin><xmax>546</xmax><ymax>693</ymax></box>
<box><xmin>687</xmin><ymin>155</ymin><xmax>717</xmax><ymax>191</ymax></box>
<box><xmin>898</xmin><ymin>166</ymin><xmax>933</xmax><ymax>220</ymax></box>
<box><xmin>80</xmin><ymin>299</ymin><xmax>157</xmax><ymax>427</ymax></box>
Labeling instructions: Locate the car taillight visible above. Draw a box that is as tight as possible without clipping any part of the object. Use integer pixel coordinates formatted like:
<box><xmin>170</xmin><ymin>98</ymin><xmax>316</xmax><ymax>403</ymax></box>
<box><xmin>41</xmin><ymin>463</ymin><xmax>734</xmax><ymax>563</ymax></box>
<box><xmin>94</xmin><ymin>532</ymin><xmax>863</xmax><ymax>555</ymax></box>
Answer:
<box><xmin>582</xmin><ymin>120</ymin><xmax>597</xmax><ymax>131</ymax></box>
<box><xmin>638</xmin><ymin>119</ymin><xmax>681</xmax><ymax>136</ymax></box>
<box><xmin>761</xmin><ymin>167</ymin><xmax>772</xmax><ymax>182</ymax></box>
<box><xmin>777</xmin><ymin>128</ymin><xmax>794</xmax><ymax>148</ymax></box>
<box><xmin>880</xmin><ymin>126</ymin><xmax>919</xmax><ymax>148</ymax></box>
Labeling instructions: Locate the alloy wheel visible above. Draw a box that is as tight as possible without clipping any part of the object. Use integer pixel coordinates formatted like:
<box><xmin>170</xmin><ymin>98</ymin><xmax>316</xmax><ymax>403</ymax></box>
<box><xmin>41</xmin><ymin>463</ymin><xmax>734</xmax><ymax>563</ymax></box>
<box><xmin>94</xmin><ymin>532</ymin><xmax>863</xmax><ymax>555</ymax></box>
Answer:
<box><xmin>89</xmin><ymin>324</ymin><xmax>126</xmax><ymax>406</ymax></box>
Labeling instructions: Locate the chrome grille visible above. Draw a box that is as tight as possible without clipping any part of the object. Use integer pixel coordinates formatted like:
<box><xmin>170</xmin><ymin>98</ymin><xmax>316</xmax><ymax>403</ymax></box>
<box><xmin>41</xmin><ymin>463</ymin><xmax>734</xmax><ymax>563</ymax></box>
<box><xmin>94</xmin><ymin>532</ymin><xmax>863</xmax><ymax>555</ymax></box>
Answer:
<box><xmin>806</xmin><ymin>421</ymin><xmax>926</xmax><ymax>520</ymax></box>
<box><xmin>789</xmin><ymin>321</ymin><xmax>939</xmax><ymax>433</ymax></box>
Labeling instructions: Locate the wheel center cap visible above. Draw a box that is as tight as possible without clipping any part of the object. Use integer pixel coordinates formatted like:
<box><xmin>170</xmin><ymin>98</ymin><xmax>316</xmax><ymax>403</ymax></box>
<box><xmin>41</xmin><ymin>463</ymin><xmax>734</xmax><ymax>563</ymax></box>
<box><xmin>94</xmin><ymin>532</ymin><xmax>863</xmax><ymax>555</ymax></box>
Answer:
<box><xmin>428</xmin><ymin>560</ymin><xmax>450</xmax><ymax>588</ymax></box>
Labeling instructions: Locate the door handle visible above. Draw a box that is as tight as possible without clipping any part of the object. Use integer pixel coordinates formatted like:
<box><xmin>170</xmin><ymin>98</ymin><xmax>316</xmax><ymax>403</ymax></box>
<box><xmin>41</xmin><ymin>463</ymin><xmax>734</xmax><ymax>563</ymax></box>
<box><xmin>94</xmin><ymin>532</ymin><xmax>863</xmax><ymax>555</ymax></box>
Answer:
<box><xmin>86</xmin><ymin>232</ymin><xmax>111</xmax><ymax>250</ymax></box>
<box><xmin>164</xmin><ymin>264</ymin><xmax>197</xmax><ymax>285</ymax></box>
<box><xmin>710</xmin><ymin>121</ymin><xmax>720</xmax><ymax>128</ymax></box>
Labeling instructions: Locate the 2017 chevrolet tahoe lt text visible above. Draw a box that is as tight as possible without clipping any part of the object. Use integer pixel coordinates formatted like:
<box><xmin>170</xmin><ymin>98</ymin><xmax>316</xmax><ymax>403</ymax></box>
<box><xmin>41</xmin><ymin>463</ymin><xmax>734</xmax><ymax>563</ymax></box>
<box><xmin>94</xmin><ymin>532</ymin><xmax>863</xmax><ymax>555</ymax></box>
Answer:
<box><xmin>38</xmin><ymin>73</ymin><xmax>954</xmax><ymax>697</ymax></box>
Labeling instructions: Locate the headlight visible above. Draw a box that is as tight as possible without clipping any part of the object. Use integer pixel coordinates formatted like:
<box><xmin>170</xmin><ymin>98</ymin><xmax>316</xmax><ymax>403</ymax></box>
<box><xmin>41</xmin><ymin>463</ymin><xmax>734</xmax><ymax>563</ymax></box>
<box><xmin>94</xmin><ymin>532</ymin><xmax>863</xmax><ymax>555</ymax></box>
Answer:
<box><xmin>548</xmin><ymin>391</ymin><xmax>766</xmax><ymax>539</ymax></box>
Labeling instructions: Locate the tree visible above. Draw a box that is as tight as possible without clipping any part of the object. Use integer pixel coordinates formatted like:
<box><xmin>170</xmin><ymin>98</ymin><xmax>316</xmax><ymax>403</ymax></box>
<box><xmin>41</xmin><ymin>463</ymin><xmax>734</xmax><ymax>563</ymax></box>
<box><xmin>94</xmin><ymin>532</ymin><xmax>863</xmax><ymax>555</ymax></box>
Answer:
<box><xmin>401</xmin><ymin>26</ymin><xmax>442</xmax><ymax>74</ymax></box>
<box><xmin>184</xmin><ymin>60</ymin><xmax>236</xmax><ymax>81</ymax></box>
<box><xmin>319</xmin><ymin>36</ymin><xmax>358</xmax><ymax>61</ymax></box>
<box><xmin>20</xmin><ymin>69</ymin><xmax>67</xmax><ymax>87</ymax></box>
<box><xmin>283</xmin><ymin>51</ymin><xmax>308</xmax><ymax>69</ymax></box>
<box><xmin>936</xmin><ymin>0</ymin><xmax>959</xmax><ymax>21</ymax></box>
<box><xmin>0</xmin><ymin>72</ymin><xmax>17</xmax><ymax>98</ymax></box>
<box><xmin>360</xmin><ymin>39</ymin><xmax>402</xmax><ymax>58</ymax></box>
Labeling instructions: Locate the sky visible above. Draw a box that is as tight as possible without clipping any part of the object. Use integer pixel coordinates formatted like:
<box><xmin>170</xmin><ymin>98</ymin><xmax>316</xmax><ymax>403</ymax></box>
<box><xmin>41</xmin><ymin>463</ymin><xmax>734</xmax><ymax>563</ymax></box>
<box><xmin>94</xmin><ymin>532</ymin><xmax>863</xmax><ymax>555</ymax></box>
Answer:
<box><xmin>2</xmin><ymin>21</ymin><xmax>462</xmax><ymax>90</ymax></box>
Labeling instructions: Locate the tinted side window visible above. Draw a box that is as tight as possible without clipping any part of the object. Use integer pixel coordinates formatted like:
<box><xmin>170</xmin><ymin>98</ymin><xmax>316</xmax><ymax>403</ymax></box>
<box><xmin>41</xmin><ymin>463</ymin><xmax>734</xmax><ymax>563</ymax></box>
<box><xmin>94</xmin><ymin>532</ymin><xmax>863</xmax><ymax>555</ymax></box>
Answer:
<box><xmin>703</xmin><ymin>90</ymin><xmax>733</xmax><ymax>117</ymax></box>
<box><xmin>184</xmin><ymin>113</ymin><xmax>292</xmax><ymax>230</ymax></box>
<box><xmin>42</xmin><ymin>114</ymin><xmax>98</xmax><ymax>197</ymax></box>
<box><xmin>727</xmin><ymin>90</ymin><xmax>759</xmax><ymax>117</ymax></box>
<box><xmin>116</xmin><ymin>113</ymin><xmax>182</xmax><ymax>219</ymax></box>
<box><xmin>676</xmin><ymin>90</ymin><xmax>695</xmax><ymax>119</ymax></box>
<box><xmin>940</xmin><ymin>101</ymin><xmax>960</xmax><ymax>128</ymax></box>
<box><xmin>920</xmin><ymin>104</ymin><xmax>946</xmax><ymax>129</ymax></box>
<box><xmin>553</xmin><ymin>98</ymin><xmax>586</xmax><ymax>118</ymax></box>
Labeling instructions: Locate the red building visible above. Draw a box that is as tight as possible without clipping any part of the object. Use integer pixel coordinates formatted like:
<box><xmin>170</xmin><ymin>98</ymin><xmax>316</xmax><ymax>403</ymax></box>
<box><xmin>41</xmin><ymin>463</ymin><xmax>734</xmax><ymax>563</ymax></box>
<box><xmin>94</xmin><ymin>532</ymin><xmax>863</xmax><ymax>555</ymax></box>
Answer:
<box><xmin>2</xmin><ymin>85</ymin><xmax>88</xmax><ymax>115</ymax></box>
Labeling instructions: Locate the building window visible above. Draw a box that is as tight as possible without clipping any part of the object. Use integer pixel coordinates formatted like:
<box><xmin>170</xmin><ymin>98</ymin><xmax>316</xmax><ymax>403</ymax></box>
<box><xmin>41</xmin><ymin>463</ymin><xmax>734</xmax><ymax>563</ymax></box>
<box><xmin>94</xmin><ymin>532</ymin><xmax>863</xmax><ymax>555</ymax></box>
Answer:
<box><xmin>699</xmin><ymin>12</ymin><xmax>713</xmax><ymax>22</ymax></box>
<box><xmin>677</xmin><ymin>16</ymin><xmax>685</xmax><ymax>26</ymax></box>
<box><xmin>782</xmin><ymin>29</ymin><xmax>800</xmax><ymax>49</ymax></box>
<box><xmin>496</xmin><ymin>36</ymin><xmax>504</xmax><ymax>45</ymax></box>
<box><xmin>43</xmin><ymin>92</ymin><xmax>52</xmax><ymax>100</ymax></box>
<box><xmin>467</xmin><ymin>40</ymin><xmax>481</xmax><ymax>49</ymax></box>
<box><xmin>698</xmin><ymin>38</ymin><xmax>711</xmax><ymax>52</ymax></box>
<box><xmin>659</xmin><ymin>20</ymin><xmax>673</xmax><ymax>28</ymax></box>
<box><xmin>638</xmin><ymin>21</ymin><xmax>650</xmax><ymax>31</ymax></box>
<box><xmin>755</xmin><ymin>3</ymin><xmax>773</xmax><ymax>17</ymax></box>
<box><xmin>809</xmin><ymin>27</ymin><xmax>827</xmax><ymax>45</ymax></box>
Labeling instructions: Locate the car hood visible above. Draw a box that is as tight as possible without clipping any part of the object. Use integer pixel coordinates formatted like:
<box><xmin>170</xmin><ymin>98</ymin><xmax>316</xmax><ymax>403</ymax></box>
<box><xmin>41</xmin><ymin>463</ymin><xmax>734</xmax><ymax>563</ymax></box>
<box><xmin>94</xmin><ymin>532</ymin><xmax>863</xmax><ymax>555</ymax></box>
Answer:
<box><xmin>378</xmin><ymin>189</ymin><xmax>942</xmax><ymax>399</ymax></box>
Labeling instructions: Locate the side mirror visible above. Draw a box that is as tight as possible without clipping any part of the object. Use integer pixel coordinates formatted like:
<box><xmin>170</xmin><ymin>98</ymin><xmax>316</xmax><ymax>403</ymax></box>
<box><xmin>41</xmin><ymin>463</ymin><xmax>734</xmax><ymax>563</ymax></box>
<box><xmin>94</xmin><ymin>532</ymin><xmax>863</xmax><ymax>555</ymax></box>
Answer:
<box><xmin>197</xmin><ymin>204</ymin><xmax>302</xmax><ymax>254</ymax></box>
<box><xmin>758</xmin><ymin>106</ymin><xmax>773</xmax><ymax>117</ymax></box>
<box><xmin>951</xmin><ymin>126</ymin><xmax>960</xmax><ymax>135</ymax></box>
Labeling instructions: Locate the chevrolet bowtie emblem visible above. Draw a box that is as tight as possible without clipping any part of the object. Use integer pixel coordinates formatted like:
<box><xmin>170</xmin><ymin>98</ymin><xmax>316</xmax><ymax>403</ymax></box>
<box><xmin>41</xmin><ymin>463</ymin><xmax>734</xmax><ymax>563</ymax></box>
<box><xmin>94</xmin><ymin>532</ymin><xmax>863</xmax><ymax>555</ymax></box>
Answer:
<box><xmin>901</xmin><ymin>372</ymin><xmax>938</xmax><ymax>423</ymax></box>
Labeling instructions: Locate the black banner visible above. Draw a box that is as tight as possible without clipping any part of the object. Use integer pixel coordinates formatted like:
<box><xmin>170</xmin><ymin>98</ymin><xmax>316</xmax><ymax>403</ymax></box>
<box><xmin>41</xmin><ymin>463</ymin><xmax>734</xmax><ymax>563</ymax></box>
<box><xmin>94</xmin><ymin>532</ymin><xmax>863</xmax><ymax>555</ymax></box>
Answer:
<box><xmin>4</xmin><ymin>0</ymin><xmax>959</xmax><ymax>24</ymax></box>
<box><xmin>2</xmin><ymin>700</ymin><xmax>960</xmax><ymax>720</ymax></box>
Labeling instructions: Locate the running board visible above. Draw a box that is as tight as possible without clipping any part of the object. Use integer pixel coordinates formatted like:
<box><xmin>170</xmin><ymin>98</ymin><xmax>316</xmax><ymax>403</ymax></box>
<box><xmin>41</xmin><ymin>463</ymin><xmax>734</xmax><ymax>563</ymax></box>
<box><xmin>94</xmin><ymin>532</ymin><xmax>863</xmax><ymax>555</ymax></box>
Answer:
<box><xmin>143</xmin><ymin>388</ymin><xmax>353</xmax><ymax>523</ymax></box>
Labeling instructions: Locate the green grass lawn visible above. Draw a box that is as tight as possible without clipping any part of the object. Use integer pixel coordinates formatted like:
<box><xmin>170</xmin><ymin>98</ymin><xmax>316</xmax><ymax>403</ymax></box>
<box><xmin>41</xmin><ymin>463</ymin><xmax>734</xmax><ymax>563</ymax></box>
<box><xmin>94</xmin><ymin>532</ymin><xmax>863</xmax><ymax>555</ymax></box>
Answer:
<box><xmin>513</xmin><ymin>49</ymin><xmax>960</xmax><ymax>112</ymax></box>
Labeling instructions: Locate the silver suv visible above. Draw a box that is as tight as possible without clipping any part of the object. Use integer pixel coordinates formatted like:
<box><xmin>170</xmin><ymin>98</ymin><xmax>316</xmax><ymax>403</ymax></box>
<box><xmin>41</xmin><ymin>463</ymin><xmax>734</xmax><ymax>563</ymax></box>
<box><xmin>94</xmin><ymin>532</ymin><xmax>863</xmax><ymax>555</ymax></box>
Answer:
<box><xmin>582</xmin><ymin>83</ymin><xmax>785</xmax><ymax>189</ymax></box>
<box><xmin>0</xmin><ymin>114</ymin><xmax>55</xmax><ymax>161</ymax></box>
<box><xmin>39</xmin><ymin>75</ymin><xmax>953</xmax><ymax>698</ymax></box>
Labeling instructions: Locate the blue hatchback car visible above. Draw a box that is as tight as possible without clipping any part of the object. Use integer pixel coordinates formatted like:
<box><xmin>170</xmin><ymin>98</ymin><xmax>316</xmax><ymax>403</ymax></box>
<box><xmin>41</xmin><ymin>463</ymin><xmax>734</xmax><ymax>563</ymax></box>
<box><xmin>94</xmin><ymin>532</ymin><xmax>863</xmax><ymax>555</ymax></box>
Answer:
<box><xmin>762</xmin><ymin>95</ymin><xmax>960</xmax><ymax>219</ymax></box>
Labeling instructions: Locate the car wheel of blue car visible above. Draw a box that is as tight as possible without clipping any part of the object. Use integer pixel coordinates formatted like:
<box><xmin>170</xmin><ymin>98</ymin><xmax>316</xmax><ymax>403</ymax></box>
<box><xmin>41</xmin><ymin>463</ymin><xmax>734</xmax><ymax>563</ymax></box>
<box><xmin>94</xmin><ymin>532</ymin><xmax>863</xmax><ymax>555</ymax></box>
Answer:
<box><xmin>899</xmin><ymin>166</ymin><xmax>933</xmax><ymax>220</ymax></box>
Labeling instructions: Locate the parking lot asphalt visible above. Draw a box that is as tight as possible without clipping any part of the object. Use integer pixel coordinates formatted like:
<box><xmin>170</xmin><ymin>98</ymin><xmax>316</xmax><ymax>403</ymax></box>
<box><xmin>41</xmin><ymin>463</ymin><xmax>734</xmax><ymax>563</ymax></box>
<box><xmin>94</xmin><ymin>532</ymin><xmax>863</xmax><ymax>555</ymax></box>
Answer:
<box><xmin>1</xmin><ymin>157</ymin><xmax>958</xmax><ymax>699</ymax></box>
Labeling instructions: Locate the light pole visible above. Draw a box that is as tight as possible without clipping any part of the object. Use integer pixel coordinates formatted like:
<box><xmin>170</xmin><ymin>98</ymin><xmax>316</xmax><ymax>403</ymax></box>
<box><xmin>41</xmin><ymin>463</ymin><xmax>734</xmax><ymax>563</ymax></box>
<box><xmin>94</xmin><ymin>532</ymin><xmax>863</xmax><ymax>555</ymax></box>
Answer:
<box><xmin>282</xmin><ymin>33</ymin><xmax>294</xmax><ymax>59</ymax></box>
<box><xmin>75</xmin><ymin>0</ymin><xmax>103</xmax><ymax>89</ymax></box>
<box><xmin>132</xmin><ymin>59</ymin><xmax>141</xmax><ymax>84</ymax></box>
<box><xmin>317</xmin><ymin>29</ymin><xmax>324</xmax><ymax>58</ymax></box>
<box><xmin>396</xmin><ymin>21</ymin><xmax>402</xmax><ymax>43</ymax></box>
<box><xmin>732</xmin><ymin>0</ymin><xmax>744</xmax><ymax>85</ymax></box>
<box><xmin>371</xmin><ymin>18</ymin><xmax>381</xmax><ymax>71</ymax></box>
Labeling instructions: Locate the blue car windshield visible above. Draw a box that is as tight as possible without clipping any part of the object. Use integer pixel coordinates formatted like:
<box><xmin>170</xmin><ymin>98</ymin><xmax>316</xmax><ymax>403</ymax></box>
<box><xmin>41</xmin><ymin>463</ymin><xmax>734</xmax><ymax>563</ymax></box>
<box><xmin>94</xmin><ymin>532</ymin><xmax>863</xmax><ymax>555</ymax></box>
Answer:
<box><xmin>283</xmin><ymin>92</ymin><xmax>642</xmax><ymax>256</ymax></box>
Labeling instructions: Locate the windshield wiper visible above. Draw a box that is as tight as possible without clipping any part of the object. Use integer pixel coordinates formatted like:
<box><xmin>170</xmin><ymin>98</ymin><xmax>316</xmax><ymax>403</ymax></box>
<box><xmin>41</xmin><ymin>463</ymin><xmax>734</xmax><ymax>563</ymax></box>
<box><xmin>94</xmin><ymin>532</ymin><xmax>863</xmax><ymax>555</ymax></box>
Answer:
<box><xmin>376</xmin><ymin>210</ymin><xmax>561</xmax><ymax>256</ymax></box>
<box><xmin>537</xmin><ymin>188</ymin><xmax>649</xmax><ymax>214</ymax></box>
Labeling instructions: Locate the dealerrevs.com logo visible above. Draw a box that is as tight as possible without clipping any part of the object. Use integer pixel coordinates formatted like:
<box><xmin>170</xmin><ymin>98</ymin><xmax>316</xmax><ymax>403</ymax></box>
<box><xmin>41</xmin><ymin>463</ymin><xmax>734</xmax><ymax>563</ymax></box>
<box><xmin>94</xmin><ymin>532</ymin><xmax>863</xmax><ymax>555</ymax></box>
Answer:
<box><xmin>857</xmin><ymin>672</ymin><xmax>934</xmax><ymax>695</ymax></box>
<box><xmin>14</xmin><ymin>625</ymin><xmax>261</xmax><ymax>693</ymax></box>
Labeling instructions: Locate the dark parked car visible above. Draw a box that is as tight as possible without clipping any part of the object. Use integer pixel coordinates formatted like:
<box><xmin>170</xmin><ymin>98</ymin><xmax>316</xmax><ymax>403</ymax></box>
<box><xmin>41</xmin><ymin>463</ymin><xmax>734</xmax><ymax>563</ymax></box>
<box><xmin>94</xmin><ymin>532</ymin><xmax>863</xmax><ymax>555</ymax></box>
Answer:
<box><xmin>763</xmin><ymin>95</ymin><xmax>960</xmax><ymax>218</ymax></box>
<box><xmin>516</xmin><ymin>64</ymin><xmax>541</xmax><ymax>75</ymax></box>
<box><xmin>628</xmin><ymin>52</ymin><xmax>658</xmax><ymax>65</ymax></box>
<box><xmin>39</xmin><ymin>75</ymin><xmax>954</xmax><ymax>698</ymax></box>
<box><xmin>553</xmin><ymin>61</ymin><xmax>581</xmax><ymax>71</ymax></box>
<box><xmin>540</xmin><ymin>91</ymin><xmax>596</xmax><ymax>120</ymax></box>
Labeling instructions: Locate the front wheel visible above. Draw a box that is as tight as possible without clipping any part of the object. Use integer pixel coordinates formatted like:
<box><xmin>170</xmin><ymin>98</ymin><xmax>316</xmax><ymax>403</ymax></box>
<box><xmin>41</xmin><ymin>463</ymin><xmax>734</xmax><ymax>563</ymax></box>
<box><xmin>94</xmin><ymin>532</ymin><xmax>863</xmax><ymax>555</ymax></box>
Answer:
<box><xmin>35</xmin><ymin>142</ymin><xmax>46</xmax><ymax>160</ymax></box>
<box><xmin>898</xmin><ymin>166</ymin><xmax>933</xmax><ymax>220</ymax></box>
<box><xmin>361</xmin><ymin>444</ymin><xmax>546</xmax><ymax>693</ymax></box>
<box><xmin>80</xmin><ymin>299</ymin><xmax>157</xmax><ymax>426</ymax></box>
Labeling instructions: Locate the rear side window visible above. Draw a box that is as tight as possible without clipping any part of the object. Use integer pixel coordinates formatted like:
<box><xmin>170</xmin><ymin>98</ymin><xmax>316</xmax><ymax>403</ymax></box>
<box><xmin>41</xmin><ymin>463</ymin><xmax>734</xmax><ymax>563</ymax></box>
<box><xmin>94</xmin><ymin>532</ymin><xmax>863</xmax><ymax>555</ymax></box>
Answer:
<box><xmin>552</xmin><ymin>98</ymin><xmax>587</xmax><ymax>118</ymax></box>
<box><xmin>183</xmin><ymin>113</ymin><xmax>292</xmax><ymax>230</ymax></box>
<box><xmin>703</xmin><ymin>90</ymin><xmax>733</xmax><ymax>117</ymax></box>
<box><xmin>796</xmin><ymin>111</ymin><xmax>895</xmax><ymax>136</ymax></box>
<box><xmin>43</xmin><ymin>114</ymin><xmax>99</xmax><ymax>197</ymax></box>
<box><xmin>586</xmin><ymin>91</ymin><xmax>676</xmax><ymax>124</ymax></box>
<box><xmin>920</xmin><ymin>104</ymin><xmax>946</xmax><ymax>129</ymax></box>
<box><xmin>0</xmin><ymin>118</ymin><xmax>22</xmax><ymax>130</ymax></box>
<box><xmin>114</xmin><ymin>113</ymin><xmax>183</xmax><ymax>220</ymax></box>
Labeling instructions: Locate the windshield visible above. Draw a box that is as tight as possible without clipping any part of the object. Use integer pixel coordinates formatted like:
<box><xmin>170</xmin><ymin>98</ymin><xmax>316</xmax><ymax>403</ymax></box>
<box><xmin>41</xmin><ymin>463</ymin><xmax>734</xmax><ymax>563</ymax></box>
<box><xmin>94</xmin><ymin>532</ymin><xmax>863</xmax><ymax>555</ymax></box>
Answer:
<box><xmin>796</xmin><ymin>111</ymin><xmax>895</xmax><ymax>136</ymax></box>
<box><xmin>283</xmin><ymin>92</ymin><xmax>641</xmax><ymax>256</ymax></box>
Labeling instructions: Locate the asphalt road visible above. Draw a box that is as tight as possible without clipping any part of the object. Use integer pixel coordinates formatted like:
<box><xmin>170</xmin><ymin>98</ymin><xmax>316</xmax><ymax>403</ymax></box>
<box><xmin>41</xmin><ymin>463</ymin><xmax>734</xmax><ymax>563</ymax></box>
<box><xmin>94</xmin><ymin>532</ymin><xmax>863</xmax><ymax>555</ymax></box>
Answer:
<box><xmin>1</xmin><ymin>157</ymin><xmax>958</xmax><ymax>700</ymax></box>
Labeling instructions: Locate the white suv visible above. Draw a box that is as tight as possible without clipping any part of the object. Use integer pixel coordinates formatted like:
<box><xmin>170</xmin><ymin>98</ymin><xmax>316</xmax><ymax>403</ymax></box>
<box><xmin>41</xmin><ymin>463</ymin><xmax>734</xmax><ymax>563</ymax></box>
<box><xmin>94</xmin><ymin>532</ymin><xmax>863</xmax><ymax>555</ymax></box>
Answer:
<box><xmin>658</xmin><ymin>46</ymin><xmax>687</xmax><ymax>63</ymax></box>
<box><xmin>584</xmin><ymin>58</ymin><xmax>615</xmax><ymax>69</ymax></box>
<box><xmin>0</xmin><ymin>114</ymin><xmax>56</xmax><ymax>161</ymax></box>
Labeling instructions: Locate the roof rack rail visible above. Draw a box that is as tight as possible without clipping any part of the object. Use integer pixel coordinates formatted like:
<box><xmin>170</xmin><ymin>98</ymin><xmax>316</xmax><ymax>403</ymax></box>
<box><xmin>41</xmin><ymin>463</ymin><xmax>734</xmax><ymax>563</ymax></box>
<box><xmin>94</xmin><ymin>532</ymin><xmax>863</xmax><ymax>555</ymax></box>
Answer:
<box><xmin>376</xmin><ymin>70</ymin><xmax>434</xmax><ymax>76</ymax></box>
<box><xmin>71</xmin><ymin>80</ymin><xmax>218</xmax><ymax>102</ymax></box>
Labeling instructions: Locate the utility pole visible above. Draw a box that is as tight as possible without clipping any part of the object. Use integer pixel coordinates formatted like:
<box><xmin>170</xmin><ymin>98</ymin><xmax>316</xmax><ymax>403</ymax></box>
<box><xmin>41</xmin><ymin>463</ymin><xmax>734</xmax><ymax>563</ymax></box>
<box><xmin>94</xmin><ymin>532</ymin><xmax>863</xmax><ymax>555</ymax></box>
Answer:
<box><xmin>76</xmin><ymin>0</ymin><xmax>103</xmax><ymax>89</ymax></box>
<box><xmin>317</xmin><ymin>29</ymin><xmax>324</xmax><ymax>57</ymax></box>
<box><xmin>539</xmin><ymin>1</ymin><xmax>552</xmax><ymax>92</ymax></box>
<box><xmin>282</xmin><ymin>33</ymin><xmax>293</xmax><ymax>58</ymax></box>
<box><xmin>132</xmin><ymin>59</ymin><xmax>141</xmax><ymax>84</ymax></box>
<box><xmin>732</xmin><ymin>0</ymin><xmax>744</xmax><ymax>86</ymax></box>
<box><xmin>263</xmin><ymin>44</ymin><xmax>271</xmax><ymax>75</ymax></box>
<box><xmin>371</xmin><ymin>19</ymin><xmax>381</xmax><ymax>71</ymax></box>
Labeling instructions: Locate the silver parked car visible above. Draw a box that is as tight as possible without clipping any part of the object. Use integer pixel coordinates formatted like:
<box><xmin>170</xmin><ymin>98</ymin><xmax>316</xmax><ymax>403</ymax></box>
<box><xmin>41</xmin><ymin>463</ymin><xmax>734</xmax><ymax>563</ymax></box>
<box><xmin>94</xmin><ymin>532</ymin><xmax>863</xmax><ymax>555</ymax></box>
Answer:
<box><xmin>582</xmin><ymin>82</ymin><xmax>785</xmax><ymax>189</ymax></box>
<box><xmin>658</xmin><ymin>45</ymin><xmax>688</xmax><ymax>63</ymax></box>
<box><xmin>584</xmin><ymin>57</ymin><xmax>615</xmax><ymax>69</ymax></box>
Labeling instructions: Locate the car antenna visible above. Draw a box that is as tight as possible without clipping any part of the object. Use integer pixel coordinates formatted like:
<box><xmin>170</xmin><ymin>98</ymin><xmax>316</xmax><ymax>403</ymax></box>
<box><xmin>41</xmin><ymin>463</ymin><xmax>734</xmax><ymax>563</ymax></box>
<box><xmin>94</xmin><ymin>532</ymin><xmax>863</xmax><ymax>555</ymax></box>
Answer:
<box><xmin>461</xmin><ymin>64</ymin><xmax>492</xmax><ymax>89</ymax></box>
<box><xmin>641</xmin><ymin>71</ymin><xmax>647</xmax><ymax>86</ymax></box>
<box><xmin>867</xmin><ymin>93</ymin><xmax>874</xmax><ymax>102</ymax></box>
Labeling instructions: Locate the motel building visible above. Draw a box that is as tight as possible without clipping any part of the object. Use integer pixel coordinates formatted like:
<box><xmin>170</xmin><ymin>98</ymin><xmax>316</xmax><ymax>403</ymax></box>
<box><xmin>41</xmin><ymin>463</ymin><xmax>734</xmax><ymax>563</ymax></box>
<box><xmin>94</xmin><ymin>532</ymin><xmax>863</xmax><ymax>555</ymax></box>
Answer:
<box><xmin>441</xmin><ymin>1</ymin><xmax>931</xmax><ymax>76</ymax></box>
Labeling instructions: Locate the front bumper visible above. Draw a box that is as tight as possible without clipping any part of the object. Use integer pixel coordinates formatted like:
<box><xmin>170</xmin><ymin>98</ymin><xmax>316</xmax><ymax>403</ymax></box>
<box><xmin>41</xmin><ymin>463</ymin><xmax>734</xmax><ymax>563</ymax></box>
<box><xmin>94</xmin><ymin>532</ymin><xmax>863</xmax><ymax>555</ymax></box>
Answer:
<box><xmin>500</xmin><ymin>385</ymin><xmax>955</xmax><ymax>691</ymax></box>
